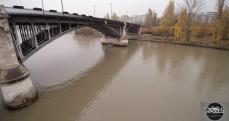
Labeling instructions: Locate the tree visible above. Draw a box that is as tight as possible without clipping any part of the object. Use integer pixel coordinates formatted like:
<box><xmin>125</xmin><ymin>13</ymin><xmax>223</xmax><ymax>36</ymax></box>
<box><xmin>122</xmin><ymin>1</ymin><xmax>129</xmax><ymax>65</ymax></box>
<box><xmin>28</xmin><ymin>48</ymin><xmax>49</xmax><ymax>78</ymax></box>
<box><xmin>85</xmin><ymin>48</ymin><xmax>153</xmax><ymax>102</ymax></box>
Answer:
<box><xmin>160</xmin><ymin>0</ymin><xmax>176</xmax><ymax>27</ymax></box>
<box><xmin>184</xmin><ymin>0</ymin><xmax>203</xmax><ymax>41</ymax></box>
<box><xmin>174</xmin><ymin>8</ymin><xmax>188</xmax><ymax>39</ymax></box>
<box><xmin>213</xmin><ymin>0</ymin><xmax>229</xmax><ymax>41</ymax></box>
<box><xmin>217</xmin><ymin>0</ymin><xmax>227</xmax><ymax>19</ymax></box>
<box><xmin>213</xmin><ymin>5</ymin><xmax>229</xmax><ymax>40</ymax></box>
<box><xmin>221</xmin><ymin>6</ymin><xmax>229</xmax><ymax>40</ymax></box>
<box><xmin>143</xmin><ymin>8</ymin><xmax>157</xmax><ymax>27</ymax></box>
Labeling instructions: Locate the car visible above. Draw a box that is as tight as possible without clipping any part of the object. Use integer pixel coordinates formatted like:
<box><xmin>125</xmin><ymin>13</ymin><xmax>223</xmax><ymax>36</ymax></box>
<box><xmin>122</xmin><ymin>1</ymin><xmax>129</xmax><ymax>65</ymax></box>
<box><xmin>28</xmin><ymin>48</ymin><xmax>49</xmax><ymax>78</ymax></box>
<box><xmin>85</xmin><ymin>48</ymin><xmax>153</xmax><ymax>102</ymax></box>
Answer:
<box><xmin>49</xmin><ymin>10</ymin><xmax>57</xmax><ymax>12</ymax></box>
<box><xmin>63</xmin><ymin>11</ymin><xmax>69</xmax><ymax>14</ymax></box>
<box><xmin>73</xmin><ymin>13</ymin><xmax>78</xmax><ymax>15</ymax></box>
<box><xmin>13</xmin><ymin>5</ymin><xmax>24</xmax><ymax>9</ymax></box>
<box><xmin>33</xmin><ymin>7</ymin><xmax>42</xmax><ymax>11</ymax></box>
<box><xmin>81</xmin><ymin>14</ymin><xmax>86</xmax><ymax>17</ymax></box>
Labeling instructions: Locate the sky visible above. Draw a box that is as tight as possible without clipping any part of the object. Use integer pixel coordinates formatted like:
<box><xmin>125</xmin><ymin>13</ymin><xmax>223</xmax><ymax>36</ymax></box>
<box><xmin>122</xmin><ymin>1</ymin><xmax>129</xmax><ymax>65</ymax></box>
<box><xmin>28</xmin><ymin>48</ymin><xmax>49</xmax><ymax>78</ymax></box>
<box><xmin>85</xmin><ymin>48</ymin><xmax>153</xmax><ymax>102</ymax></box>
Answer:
<box><xmin>1</xmin><ymin>0</ymin><xmax>218</xmax><ymax>17</ymax></box>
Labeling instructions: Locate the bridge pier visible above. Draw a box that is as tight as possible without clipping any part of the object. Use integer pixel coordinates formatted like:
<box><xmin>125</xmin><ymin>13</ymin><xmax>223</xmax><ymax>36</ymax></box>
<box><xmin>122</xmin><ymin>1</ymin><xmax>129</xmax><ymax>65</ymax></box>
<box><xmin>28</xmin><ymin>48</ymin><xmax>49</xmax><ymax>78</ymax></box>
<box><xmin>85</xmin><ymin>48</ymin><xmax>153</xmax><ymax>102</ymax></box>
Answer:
<box><xmin>0</xmin><ymin>5</ymin><xmax>38</xmax><ymax>109</ymax></box>
<box><xmin>101</xmin><ymin>23</ymin><xmax>128</xmax><ymax>47</ymax></box>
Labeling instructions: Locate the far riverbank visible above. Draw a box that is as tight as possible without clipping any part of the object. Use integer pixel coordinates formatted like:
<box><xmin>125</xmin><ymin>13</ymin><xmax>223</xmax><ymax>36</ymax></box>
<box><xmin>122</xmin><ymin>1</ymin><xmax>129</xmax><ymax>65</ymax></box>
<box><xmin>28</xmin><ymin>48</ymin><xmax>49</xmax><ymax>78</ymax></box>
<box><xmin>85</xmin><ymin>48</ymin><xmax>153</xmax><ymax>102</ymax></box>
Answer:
<box><xmin>128</xmin><ymin>34</ymin><xmax>229</xmax><ymax>50</ymax></box>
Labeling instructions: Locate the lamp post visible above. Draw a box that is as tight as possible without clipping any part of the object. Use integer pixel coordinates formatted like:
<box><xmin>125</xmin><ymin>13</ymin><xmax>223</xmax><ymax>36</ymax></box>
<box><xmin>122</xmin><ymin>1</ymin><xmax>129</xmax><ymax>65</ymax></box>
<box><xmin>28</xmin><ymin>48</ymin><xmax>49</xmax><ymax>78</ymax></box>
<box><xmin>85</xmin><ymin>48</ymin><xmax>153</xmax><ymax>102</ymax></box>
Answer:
<box><xmin>93</xmin><ymin>5</ymin><xmax>96</xmax><ymax>17</ymax></box>
<box><xmin>61</xmin><ymin>0</ymin><xmax>64</xmax><ymax>15</ymax></box>
<box><xmin>109</xmin><ymin>2</ymin><xmax>112</xmax><ymax>19</ymax></box>
<box><xmin>41</xmin><ymin>0</ymin><xmax>45</xmax><ymax>14</ymax></box>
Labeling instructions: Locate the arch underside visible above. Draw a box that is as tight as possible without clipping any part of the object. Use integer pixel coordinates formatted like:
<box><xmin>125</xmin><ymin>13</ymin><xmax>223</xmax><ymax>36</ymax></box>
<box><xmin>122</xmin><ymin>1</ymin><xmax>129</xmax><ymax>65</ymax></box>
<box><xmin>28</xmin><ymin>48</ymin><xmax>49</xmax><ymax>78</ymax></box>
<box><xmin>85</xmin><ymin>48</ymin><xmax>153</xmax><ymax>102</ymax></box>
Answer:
<box><xmin>13</xmin><ymin>24</ymin><xmax>122</xmax><ymax>61</ymax></box>
<box><xmin>79</xmin><ymin>25</ymin><xmax>121</xmax><ymax>38</ymax></box>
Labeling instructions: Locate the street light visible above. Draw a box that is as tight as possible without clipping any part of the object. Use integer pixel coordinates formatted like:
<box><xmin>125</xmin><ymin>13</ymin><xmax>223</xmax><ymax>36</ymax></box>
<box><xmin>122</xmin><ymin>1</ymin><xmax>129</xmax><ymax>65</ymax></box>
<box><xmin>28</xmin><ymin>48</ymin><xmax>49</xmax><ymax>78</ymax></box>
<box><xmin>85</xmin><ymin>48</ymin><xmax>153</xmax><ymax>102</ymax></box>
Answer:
<box><xmin>93</xmin><ymin>5</ymin><xmax>96</xmax><ymax>17</ymax></box>
<box><xmin>61</xmin><ymin>0</ymin><xmax>64</xmax><ymax>15</ymax></box>
<box><xmin>41</xmin><ymin>0</ymin><xmax>45</xmax><ymax>14</ymax></box>
<box><xmin>109</xmin><ymin>2</ymin><xmax>112</xmax><ymax>19</ymax></box>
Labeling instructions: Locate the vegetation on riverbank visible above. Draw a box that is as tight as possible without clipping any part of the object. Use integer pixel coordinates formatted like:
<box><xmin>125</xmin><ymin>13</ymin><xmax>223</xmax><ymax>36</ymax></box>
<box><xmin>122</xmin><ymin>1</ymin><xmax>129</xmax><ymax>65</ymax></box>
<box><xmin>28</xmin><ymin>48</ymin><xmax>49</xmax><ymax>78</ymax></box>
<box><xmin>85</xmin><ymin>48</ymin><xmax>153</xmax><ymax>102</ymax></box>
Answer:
<box><xmin>75</xmin><ymin>27</ymin><xmax>104</xmax><ymax>37</ymax></box>
<box><xmin>141</xmin><ymin>0</ymin><xmax>229</xmax><ymax>47</ymax></box>
<box><xmin>128</xmin><ymin>34</ymin><xmax>229</xmax><ymax>50</ymax></box>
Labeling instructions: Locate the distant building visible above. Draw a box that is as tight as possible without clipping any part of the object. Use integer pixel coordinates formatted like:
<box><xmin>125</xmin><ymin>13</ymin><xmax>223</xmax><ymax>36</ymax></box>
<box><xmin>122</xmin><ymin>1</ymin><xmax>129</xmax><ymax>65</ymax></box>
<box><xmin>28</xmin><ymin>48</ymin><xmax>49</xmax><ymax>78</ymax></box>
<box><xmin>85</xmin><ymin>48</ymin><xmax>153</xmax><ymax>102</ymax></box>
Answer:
<box><xmin>197</xmin><ymin>13</ymin><xmax>207</xmax><ymax>23</ymax></box>
<box><xmin>120</xmin><ymin>15</ymin><xmax>130</xmax><ymax>22</ymax></box>
<box><xmin>206</xmin><ymin>12</ymin><xmax>217</xmax><ymax>23</ymax></box>
<box><xmin>129</xmin><ymin>15</ymin><xmax>145</xmax><ymax>25</ymax></box>
<box><xmin>196</xmin><ymin>12</ymin><xmax>217</xmax><ymax>23</ymax></box>
<box><xmin>120</xmin><ymin>15</ymin><xmax>145</xmax><ymax>25</ymax></box>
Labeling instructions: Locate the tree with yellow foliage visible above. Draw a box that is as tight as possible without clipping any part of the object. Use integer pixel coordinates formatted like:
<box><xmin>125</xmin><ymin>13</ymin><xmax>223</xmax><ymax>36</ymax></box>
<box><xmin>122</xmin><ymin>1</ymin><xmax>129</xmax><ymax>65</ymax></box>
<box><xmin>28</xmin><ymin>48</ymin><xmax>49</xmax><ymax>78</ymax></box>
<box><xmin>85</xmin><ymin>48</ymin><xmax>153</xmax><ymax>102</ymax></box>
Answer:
<box><xmin>174</xmin><ymin>9</ymin><xmax>188</xmax><ymax>40</ymax></box>
<box><xmin>160</xmin><ymin>0</ymin><xmax>176</xmax><ymax>27</ymax></box>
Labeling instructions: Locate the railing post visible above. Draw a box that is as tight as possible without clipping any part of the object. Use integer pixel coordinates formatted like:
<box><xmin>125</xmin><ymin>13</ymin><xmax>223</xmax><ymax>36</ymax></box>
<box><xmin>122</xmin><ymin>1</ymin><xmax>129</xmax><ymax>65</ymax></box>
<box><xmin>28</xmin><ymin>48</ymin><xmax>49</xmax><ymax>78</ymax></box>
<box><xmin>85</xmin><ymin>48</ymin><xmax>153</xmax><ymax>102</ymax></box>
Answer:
<box><xmin>31</xmin><ymin>23</ymin><xmax>39</xmax><ymax>48</ymax></box>
<box><xmin>46</xmin><ymin>22</ymin><xmax>51</xmax><ymax>39</ymax></box>
<box><xmin>59</xmin><ymin>22</ymin><xmax>62</xmax><ymax>33</ymax></box>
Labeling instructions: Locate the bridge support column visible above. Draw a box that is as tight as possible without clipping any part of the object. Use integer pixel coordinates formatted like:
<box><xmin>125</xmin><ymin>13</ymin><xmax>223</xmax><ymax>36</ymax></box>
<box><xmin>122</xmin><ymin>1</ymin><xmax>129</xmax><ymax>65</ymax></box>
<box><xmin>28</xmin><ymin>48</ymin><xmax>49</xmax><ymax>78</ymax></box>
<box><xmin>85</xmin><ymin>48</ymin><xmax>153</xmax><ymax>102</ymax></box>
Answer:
<box><xmin>101</xmin><ymin>23</ymin><xmax>128</xmax><ymax>47</ymax></box>
<box><xmin>138</xmin><ymin>27</ymin><xmax>142</xmax><ymax>35</ymax></box>
<box><xmin>0</xmin><ymin>5</ymin><xmax>38</xmax><ymax>109</ymax></box>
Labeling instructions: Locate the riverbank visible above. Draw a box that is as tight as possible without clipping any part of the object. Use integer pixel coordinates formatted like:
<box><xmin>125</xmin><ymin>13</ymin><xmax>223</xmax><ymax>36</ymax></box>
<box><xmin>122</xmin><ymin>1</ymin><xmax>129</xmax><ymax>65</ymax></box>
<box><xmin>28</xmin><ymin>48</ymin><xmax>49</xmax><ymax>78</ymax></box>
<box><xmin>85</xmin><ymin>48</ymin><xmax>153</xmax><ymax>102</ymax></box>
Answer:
<box><xmin>128</xmin><ymin>34</ymin><xmax>229</xmax><ymax>50</ymax></box>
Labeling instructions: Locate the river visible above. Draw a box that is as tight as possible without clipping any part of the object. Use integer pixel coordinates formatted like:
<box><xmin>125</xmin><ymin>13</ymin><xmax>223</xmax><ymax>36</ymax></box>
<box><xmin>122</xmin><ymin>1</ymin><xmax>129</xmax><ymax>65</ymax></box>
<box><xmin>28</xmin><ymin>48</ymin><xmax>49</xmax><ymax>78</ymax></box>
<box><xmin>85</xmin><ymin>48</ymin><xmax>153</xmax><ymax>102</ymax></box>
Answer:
<box><xmin>0</xmin><ymin>31</ymin><xmax>229</xmax><ymax>121</ymax></box>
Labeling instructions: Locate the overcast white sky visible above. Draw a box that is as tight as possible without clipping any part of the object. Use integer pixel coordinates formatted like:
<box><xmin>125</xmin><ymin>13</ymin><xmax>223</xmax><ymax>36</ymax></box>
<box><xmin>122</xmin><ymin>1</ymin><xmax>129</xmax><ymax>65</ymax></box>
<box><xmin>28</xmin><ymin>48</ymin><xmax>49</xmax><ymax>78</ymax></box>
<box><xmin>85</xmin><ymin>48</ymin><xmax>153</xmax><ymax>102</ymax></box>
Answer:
<box><xmin>1</xmin><ymin>0</ymin><xmax>218</xmax><ymax>17</ymax></box>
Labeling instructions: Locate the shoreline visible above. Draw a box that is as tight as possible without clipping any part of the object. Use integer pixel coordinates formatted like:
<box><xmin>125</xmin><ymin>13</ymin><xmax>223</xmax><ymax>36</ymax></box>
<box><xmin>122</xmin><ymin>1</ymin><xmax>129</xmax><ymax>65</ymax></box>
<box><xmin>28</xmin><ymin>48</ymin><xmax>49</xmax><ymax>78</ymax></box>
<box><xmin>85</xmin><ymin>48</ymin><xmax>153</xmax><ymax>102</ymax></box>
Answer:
<box><xmin>128</xmin><ymin>34</ymin><xmax>229</xmax><ymax>51</ymax></box>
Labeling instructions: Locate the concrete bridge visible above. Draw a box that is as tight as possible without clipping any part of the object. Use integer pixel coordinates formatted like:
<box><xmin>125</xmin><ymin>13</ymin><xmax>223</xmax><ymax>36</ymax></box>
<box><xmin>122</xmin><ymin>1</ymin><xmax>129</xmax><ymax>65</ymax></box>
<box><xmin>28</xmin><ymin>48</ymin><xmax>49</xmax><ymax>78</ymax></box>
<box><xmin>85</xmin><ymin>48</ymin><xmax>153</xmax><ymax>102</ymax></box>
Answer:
<box><xmin>0</xmin><ymin>5</ymin><xmax>141</xmax><ymax>109</ymax></box>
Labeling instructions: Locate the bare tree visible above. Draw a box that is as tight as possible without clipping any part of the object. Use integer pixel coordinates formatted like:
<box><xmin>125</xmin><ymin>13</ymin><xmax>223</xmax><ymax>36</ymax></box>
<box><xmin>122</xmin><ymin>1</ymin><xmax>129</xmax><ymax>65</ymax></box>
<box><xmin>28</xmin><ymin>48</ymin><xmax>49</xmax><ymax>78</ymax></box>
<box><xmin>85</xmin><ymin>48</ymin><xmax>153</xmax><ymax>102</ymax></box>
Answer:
<box><xmin>184</xmin><ymin>0</ymin><xmax>203</xmax><ymax>41</ymax></box>
<box><xmin>213</xmin><ymin>0</ymin><xmax>229</xmax><ymax>40</ymax></box>
<box><xmin>217</xmin><ymin>0</ymin><xmax>227</xmax><ymax>19</ymax></box>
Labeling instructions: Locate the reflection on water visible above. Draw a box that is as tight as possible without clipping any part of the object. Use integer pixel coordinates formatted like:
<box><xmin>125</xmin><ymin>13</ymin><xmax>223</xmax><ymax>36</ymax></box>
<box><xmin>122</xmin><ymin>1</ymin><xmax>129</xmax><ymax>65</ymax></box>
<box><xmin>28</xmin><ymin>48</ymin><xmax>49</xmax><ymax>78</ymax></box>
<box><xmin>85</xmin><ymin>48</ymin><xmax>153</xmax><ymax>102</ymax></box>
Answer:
<box><xmin>0</xmin><ymin>34</ymin><xmax>229</xmax><ymax>121</ymax></box>
<box><xmin>24</xmin><ymin>32</ymin><xmax>105</xmax><ymax>91</ymax></box>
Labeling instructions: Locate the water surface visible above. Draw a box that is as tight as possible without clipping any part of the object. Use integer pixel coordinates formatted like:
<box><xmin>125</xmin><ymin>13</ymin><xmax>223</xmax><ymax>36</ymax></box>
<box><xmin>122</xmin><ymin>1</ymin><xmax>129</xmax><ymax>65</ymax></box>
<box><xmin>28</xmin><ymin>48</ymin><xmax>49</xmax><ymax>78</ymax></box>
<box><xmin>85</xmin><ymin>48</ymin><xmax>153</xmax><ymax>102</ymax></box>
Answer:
<box><xmin>0</xmin><ymin>32</ymin><xmax>229</xmax><ymax>121</ymax></box>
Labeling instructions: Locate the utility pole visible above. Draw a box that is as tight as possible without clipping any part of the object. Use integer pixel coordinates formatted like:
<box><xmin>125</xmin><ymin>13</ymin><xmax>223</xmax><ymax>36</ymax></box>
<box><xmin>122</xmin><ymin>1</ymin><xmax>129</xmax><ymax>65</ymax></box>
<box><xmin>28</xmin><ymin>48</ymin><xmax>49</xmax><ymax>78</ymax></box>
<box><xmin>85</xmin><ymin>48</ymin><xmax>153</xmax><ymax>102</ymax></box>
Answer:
<box><xmin>41</xmin><ymin>0</ymin><xmax>45</xmax><ymax>14</ymax></box>
<box><xmin>61</xmin><ymin>0</ymin><xmax>64</xmax><ymax>15</ymax></box>
<box><xmin>126</xmin><ymin>10</ymin><xmax>128</xmax><ymax>22</ymax></box>
<box><xmin>93</xmin><ymin>5</ymin><xmax>96</xmax><ymax>17</ymax></box>
<box><xmin>109</xmin><ymin>2</ymin><xmax>112</xmax><ymax>19</ymax></box>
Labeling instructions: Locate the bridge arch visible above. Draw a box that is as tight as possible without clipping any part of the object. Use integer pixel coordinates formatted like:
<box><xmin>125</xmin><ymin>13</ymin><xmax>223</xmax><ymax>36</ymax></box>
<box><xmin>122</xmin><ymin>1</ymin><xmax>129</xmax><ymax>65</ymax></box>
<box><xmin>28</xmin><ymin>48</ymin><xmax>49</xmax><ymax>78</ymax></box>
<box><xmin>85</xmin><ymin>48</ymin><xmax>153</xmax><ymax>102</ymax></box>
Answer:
<box><xmin>3</xmin><ymin>6</ymin><xmax>140</xmax><ymax>61</ymax></box>
<box><xmin>77</xmin><ymin>25</ymin><xmax>121</xmax><ymax>38</ymax></box>
<box><xmin>11</xmin><ymin>23</ymin><xmax>123</xmax><ymax>61</ymax></box>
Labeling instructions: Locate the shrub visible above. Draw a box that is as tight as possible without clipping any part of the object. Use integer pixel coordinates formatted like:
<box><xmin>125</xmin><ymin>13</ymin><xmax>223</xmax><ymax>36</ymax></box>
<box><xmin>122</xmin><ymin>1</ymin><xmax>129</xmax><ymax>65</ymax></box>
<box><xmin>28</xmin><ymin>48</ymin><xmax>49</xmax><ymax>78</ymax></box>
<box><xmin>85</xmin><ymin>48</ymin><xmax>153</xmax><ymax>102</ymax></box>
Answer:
<box><xmin>153</xmin><ymin>26</ymin><xmax>169</xmax><ymax>36</ymax></box>
<box><xmin>192</xmin><ymin>25</ymin><xmax>212</xmax><ymax>38</ymax></box>
<box><xmin>141</xmin><ymin>28</ymin><xmax>153</xmax><ymax>34</ymax></box>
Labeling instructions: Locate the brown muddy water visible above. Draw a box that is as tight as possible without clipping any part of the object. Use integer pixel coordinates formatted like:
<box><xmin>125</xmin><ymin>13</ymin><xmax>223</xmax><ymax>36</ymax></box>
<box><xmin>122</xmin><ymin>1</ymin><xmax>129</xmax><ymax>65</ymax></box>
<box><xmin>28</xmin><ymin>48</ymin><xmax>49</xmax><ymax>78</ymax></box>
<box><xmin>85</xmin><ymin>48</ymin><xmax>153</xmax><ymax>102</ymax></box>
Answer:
<box><xmin>0</xmin><ymin>32</ymin><xmax>229</xmax><ymax>121</ymax></box>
